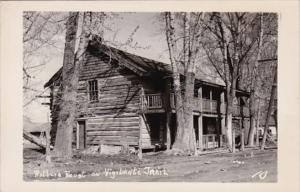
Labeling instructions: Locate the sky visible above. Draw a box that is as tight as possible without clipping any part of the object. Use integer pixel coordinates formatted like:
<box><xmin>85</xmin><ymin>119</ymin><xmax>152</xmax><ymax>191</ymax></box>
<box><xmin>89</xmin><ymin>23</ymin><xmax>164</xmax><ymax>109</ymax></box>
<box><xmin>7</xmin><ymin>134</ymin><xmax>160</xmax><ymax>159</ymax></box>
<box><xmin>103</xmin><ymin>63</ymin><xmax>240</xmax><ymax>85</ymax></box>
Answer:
<box><xmin>24</xmin><ymin>12</ymin><xmax>170</xmax><ymax>123</ymax></box>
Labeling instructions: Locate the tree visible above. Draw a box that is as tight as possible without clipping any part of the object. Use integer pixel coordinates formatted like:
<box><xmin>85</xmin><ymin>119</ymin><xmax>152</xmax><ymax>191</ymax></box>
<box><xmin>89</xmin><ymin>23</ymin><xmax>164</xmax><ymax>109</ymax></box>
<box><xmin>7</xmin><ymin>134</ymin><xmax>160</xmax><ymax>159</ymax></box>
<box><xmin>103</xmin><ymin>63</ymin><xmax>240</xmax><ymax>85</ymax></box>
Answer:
<box><xmin>260</xmin><ymin>65</ymin><xmax>277</xmax><ymax>150</ymax></box>
<box><xmin>244</xmin><ymin>13</ymin><xmax>278</xmax><ymax>146</ymax></box>
<box><xmin>23</xmin><ymin>12</ymin><xmax>67</xmax><ymax>107</ymax></box>
<box><xmin>247</xmin><ymin>13</ymin><xmax>264</xmax><ymax>146</ymax></box>
<box><xmin>201</xmin><ymin>13</ymin><xmax>261</xmax><ymax>152</ymax></box>
<box><xmin>53</xmin><ymin>12</ymin><xmax>143</xmax><ymax>159</ymax></box>
<box><xmin>53</xmin><ymin>12</ymin><xmax>91</xmax><ymax>159</ymax></box>
<box><xmin>164</xmin><ymin>12</ymin><xmax>203</xmax><ymax>154</ymax></box>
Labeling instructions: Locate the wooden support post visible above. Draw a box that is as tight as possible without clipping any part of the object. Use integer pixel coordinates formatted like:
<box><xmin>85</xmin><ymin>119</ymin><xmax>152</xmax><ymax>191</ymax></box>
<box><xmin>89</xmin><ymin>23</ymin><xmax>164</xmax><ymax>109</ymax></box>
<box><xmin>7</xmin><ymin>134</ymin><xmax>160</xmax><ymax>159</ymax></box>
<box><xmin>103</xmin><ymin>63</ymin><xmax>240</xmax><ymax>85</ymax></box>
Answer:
<box><xmin>198</xmin><ymin>114</ymin><xmax>203</xmax><ymax>151</ymax></box>
<box><xmin>164</xmin><ymin>77</ymin><xmax>172</xmax><ymax>150</ymax></box>
<box><xmin>232</xmin><ymin>128</ymin><xmax>236</xmax><ymax>153</ymax></box>
<box><xmin>159</xmin><ymin>116</ymin><xmax>164</xmax><ymax>145</ymax></box>
<box><xmin>216</xmin><ymin>117</ymin><xmax>221</xmax><ymax>147</ymax></box>
<box><xmin>240</xmin><ymin>118</ymin><xmax>245</xmax><ymax>151</ymax></box>
<box><xmin>221</xmin><ymin>116</ymin><xmax>225</xmax><ymax>147</ymax></box>
<box><xmin>138</xmin><ymin>115</ymin><xmax>143</xmax><ymax>160</ymax></box>
<box><xmin>209</xmin><ymin>89</ymin><xmax>213</xmax><ymax>112</ymax></box>
<box><xmin>220</xmin><ymin>91</ymin><xmax>225</xmax><ymax>114</ymax></box>
<box><xmin>76</xmin><ymin>122</ymin><xmax>79</xmax><ymax>150</ymax></box>
<box><xmin>138</xmin><ymin>87</ymin><xmax>145</xmax><ymax>160</ymax></box>
<box><xmin>166</xmin><ymin>113</ymin><xmax>171</xmax><ymax>150</ymax></box>
<box><xmin>45</xmin><ymin>112</ymin><xmax>51</xmax><ymax>163</ymax></box>
<box><xmin>198</xmin><ymin>86</ymin><xmax>202</xmax><ymax>112</ymax></box>
<box><xmin>45</xmin><ymin>126</ymin><xmax>51</xmax><ymax>163</ymax></box>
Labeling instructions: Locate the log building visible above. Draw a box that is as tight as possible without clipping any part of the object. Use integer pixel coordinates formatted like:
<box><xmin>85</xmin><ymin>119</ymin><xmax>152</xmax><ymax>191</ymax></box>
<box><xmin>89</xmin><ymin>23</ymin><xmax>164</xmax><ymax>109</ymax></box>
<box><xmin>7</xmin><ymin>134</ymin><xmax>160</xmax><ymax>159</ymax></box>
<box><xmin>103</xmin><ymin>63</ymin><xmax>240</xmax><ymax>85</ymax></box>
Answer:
<box><xmin>44</xmin><ymin>38</ymin><xmax>250</xmax><ymax>151</ymax></box>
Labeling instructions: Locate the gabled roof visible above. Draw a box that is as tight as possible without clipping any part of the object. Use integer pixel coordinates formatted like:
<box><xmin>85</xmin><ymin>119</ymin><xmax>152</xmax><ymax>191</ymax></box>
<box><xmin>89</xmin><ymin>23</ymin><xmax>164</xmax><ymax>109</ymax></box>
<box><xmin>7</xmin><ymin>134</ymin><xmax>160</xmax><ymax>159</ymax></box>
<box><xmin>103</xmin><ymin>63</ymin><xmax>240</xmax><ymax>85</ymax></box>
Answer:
<box><xmin>44</xmin><ymin>38</ymin><xmax>249</xmax><ymax>95</ymax></box>
<box><xmin>44</xmin><ymin>41</ymin><xmax>172</xmax><ymax>88</ymax></box>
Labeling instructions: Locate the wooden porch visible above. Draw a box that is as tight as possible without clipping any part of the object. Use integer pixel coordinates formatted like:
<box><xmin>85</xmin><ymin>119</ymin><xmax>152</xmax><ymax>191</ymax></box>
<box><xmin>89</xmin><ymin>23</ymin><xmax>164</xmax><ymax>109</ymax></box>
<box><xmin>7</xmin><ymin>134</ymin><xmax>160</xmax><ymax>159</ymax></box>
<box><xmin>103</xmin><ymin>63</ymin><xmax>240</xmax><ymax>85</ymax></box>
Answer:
<box><xmin>142</xmin><ymin>93</ymin><xmax>249</xmax><ymax>117</ymax></box>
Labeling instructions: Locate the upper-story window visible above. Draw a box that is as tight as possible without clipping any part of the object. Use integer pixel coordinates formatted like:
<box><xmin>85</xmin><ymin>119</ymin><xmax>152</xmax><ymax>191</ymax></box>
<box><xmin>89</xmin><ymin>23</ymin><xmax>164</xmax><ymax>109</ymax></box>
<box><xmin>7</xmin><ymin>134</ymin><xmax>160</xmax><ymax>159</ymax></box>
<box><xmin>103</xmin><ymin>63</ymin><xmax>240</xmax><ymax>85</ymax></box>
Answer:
<box><xmin>88</xmin><ymin>80</ymin><xmax>98</xmax><ymax>102</ymax></box>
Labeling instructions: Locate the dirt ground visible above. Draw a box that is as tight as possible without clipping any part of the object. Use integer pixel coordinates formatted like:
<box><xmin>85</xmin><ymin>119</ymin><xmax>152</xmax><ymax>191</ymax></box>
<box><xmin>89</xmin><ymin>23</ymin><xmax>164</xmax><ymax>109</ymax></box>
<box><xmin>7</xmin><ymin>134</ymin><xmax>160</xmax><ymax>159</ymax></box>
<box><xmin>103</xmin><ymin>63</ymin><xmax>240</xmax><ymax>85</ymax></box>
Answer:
<box><xmin>23</xmin><ymin>145</ymin><xmax>277</xmax><ymax>182</ymax></box>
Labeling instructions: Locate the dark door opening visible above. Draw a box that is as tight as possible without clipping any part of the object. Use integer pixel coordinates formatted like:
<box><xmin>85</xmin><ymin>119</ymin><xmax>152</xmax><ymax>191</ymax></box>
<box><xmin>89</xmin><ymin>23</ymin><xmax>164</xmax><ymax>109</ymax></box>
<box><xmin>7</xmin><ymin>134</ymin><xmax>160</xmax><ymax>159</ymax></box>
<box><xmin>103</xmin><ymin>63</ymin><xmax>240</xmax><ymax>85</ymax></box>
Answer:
<box><xmin>203</xmin><ymin>117</ymin><xmax>218</xmax><ymax>135</ymax></box>
<box><xmin>194</xmin><ymin>115</ymin><xmax>199</xmax><ymax>142</ymax></box>
<box><xmin>78</xmin><ymin>121</ymin><xmax>86</xmax><ymax>150</ymax></box>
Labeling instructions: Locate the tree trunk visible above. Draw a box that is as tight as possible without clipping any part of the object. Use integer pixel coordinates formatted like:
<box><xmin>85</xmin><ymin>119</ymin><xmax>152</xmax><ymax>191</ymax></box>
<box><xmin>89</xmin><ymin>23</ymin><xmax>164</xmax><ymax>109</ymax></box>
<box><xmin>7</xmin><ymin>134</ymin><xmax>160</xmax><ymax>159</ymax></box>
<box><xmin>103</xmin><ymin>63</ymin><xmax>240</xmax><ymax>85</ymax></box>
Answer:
<box><xmin>164</xmin><ymin>12</ymin><xmax>197</xmax><ymax>154</ymax></box>
<box><xmin>183</xmin><ymin>72</ymin><xmax>197</xmax><ymax>153</ymax></box>
<box><xmin>248</xmin><ymin>91</ymin><xmax>256</xmax><ymax>146</ymax></box>
<box><xmin>247</xmin><ymin>13</ymin><xmax>264</xmax><ymax>146</ymax></box>
<box><xmin>240</xmin><ymin>117</ymin><xmax>245</xmax><ymax>151</ymax></box>
<box><xmin>170</xmin><ymin>73</ymin><xmax>187</xmax><ymax>151</ymax></box>
<box><xmin>225</xmin><ymin>87</ymin><xmax>233</xmax><ymax>151</ymax></box>
<box><xmin>165</xmin><ymin>13</ymin><xmax>186</xmax><ymax>152</ymax></box>
<box><xmin>255</xmin><ymin>100</ymin><xmax>261</xmax><ymax>146</ymax></box>
<box><xmin>23</xmin><ymin>131</ymin><xmax>46</xmax><ymax>149</ymax></box>
<box><xmin>54</xmin><ymin>12</ymin><xmax>90</xmax><ymax>159</ymax></box>
<box><xmin>261</xmin><ymin>68</ymin><xmax>277</xmax><ymax>150</ymax></box>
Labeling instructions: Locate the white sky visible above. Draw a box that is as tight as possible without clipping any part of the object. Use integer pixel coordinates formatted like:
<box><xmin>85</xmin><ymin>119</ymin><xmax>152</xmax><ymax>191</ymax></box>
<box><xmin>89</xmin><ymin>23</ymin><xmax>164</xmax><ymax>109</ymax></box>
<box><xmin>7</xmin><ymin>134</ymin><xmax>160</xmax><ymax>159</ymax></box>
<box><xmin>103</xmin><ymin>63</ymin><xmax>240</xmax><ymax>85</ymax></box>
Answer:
<box><xmin>24</xmin><ymin>12</ymin><xmax>169</xmax><ymax>123</ymax></box>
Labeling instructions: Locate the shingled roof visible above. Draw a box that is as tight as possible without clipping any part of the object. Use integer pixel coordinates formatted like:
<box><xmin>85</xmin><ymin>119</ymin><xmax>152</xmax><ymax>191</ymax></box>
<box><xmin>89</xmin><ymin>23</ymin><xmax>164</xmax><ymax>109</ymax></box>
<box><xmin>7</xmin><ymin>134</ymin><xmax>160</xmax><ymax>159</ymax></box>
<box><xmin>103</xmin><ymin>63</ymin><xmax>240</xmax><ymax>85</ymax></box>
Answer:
<box><xmin>45</xmin><ymin>38</ymin><xmax>243</xmax><ymax>94</ymax></box>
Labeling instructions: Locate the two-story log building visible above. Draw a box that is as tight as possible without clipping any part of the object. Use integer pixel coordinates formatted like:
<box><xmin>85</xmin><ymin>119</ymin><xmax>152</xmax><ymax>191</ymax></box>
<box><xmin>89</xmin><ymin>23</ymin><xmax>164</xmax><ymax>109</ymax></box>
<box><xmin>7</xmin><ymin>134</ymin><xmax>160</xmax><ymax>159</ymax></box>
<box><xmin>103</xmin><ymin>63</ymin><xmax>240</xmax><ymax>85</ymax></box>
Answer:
<box><xmin>44</xmin><ymin>38</ymin><xmax>250</xmax><ymax>152</ymax></box>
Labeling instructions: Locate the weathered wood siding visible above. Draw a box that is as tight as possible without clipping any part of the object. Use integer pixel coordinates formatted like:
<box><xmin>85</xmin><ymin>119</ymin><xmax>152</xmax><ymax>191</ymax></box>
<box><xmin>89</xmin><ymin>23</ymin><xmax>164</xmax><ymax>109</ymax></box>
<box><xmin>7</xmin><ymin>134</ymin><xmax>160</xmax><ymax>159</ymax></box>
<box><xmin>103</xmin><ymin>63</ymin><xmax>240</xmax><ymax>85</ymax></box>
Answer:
<box><xmin>49</xmin><ymin>50</ymin><xmax>168</xmax><ymax>149</ymax></box>
<box><xmin>76</xmin><ymin>52</ymin><xmax>142</xmax><ymax>147</ymax></box>
<box><xmin>139</xmin><ymin>114</ymin><xmax>152</xmax><ymax>148</ymax></box>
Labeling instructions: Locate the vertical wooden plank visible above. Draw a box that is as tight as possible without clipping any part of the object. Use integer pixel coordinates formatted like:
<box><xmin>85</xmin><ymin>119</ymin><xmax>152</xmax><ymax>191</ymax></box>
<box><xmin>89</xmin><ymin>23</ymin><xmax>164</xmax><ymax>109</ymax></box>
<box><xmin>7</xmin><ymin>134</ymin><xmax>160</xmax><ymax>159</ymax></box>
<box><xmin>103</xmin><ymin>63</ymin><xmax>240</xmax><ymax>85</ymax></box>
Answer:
<box><xmin>45</xmin><ymin>119</ymin><xmax>51</xmax><ymax>163</ymax></box>
<box><xmin>159</xmin><ymin>115</ymin><xmax>164</xmax><ymax>144</ymax></box>
<box><xmin>138</xmin><ymin>115</ymin><xmax>143</xmax><ymax>160</ymax></box>
<box><xmin>240</xmin><ymin>118</ymin><xmax>245</xmax><ymax>151</ymax></box>
<box><xmin>220</xmin><ymin>91</ymin><xmax>225</xmax><ymax>114</ymax></box>
<box><xmin>232</xmin><ymin>128</ymin><xmax>236</xmax><ymax>153</ymax></box>
<box><xmin>166</xmin><ymin>112</ymin><xmax>171</xmax><ymax>149</ymax></box>
<box><xmin>164</xmin><ymin>77</ymin><xmax>172</xmax><ymax>150</ymax></box>
<box><xmin>209</xmin><ymin>89</ymin><xmax>213</xmax><ymax>112</ymax></box>
<box><xmin>221</xmin><ymin>116</ymin><xmax>226</xmax><ymax>139</ymax></box>
<box><xmin>198</xmin><ymin>114</ymin><xmax>203</xmax><ymax>151</ymax></box>
<box><xmin>198</xmin><ymin>86</ymin><xmax>202</xmax><ymax>112</ymax></box>
<box><xmin>216</xmin><ymin>117</ymin><xmax>220</xmax><ymax>147</ymax></box>
<box><xmin>76</xmin><ymin>122</ymin><xmax>79</xmax><ymax>150</ymax></box>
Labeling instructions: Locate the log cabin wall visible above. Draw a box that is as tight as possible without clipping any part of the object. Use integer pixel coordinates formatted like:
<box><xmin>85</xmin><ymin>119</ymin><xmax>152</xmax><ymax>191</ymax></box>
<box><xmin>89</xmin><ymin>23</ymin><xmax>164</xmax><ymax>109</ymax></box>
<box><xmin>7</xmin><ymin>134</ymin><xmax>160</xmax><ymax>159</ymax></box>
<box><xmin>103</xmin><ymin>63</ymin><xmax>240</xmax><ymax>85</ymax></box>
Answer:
<box><xmin>76</xmin><ymin>50</ymin><xmax>143</xmax><ymax>147</ymax></box>
<box><xmin>48</xmin><ymin>50</ymin><xmax>148</xmax><ymax>148</ymax></box>
<box><xmin>48</xmin><ymin>49</ymin><xmax>168</xmax><ymax>149</ymax></box>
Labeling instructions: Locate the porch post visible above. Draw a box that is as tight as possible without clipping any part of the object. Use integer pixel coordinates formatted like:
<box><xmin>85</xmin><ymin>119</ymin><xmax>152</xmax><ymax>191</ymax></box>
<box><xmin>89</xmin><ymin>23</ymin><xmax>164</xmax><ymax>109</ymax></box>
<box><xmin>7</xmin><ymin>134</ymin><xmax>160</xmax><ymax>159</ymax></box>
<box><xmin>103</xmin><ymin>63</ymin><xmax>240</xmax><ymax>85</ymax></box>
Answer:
<box><xmin>198</xmin><ymin>86</ymin><xmax>202</xmax><ymax>112</ymax></box>
<box><xmin>198</xmin><ymin>114</ymin><xmax>203</xmax><ymax>150</ymax></box>
<box><xmin>209</xmin><ymin>89</ymin><xmax>213</xmax><ymax>112</ymax></box>
<box><xmin>159</xmin><ymin>116</ymin><xmax>165</xmax><ymax>145</ymax></box>
<box><xmin>220</xmin><ymin>91</ymin><xmax>226</xmax><ymax>137</ymax></box>
<box><xmin>164</xmin><ymin>77</ymin><xmax>172</xmax><ymax>150</ymax></box>
<box><xmin>76</xmin><ymin>122</ymin><xmax>79</xmax><ymax>150</ymax></box>
<box><xmin>216</xmin><ymin>117</ymin><xmax>221</xmax><ymax>147</ymax></box>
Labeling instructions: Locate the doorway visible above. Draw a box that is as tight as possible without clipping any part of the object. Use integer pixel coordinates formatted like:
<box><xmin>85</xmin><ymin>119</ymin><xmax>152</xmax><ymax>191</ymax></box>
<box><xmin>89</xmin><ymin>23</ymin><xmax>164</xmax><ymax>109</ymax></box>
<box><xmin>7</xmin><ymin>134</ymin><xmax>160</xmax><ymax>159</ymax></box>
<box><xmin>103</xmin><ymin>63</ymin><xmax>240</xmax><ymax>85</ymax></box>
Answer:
<box><xmin>77</xmin><ymin>120</ymin><xmax>86</xmax><ymax>150</ymax></box>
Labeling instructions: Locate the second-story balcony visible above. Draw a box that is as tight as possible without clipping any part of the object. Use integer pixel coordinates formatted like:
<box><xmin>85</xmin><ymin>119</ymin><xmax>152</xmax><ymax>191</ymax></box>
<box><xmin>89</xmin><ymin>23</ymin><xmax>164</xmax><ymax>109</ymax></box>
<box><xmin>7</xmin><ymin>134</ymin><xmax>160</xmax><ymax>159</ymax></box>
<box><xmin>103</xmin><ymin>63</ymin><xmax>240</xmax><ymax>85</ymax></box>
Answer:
<box><xmin>142</xmin><ymin>93</ymin><xmax>249</xmax><ymax>117</ymax></box>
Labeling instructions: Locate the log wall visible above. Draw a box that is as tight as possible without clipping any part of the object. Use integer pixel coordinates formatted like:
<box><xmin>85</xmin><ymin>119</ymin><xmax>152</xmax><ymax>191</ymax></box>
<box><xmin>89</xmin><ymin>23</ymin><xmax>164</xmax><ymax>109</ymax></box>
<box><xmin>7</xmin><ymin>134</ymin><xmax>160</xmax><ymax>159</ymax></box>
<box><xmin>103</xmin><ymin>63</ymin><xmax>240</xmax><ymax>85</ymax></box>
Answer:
<box><xmin>49</xmin><ymin>51</ymin><xmax>152</xmax><ymax>148</ymax></box>
<box><xmin>79</xmin><ymin>52</ymin><xmax>142</xmax><ymax>147</ymax></box>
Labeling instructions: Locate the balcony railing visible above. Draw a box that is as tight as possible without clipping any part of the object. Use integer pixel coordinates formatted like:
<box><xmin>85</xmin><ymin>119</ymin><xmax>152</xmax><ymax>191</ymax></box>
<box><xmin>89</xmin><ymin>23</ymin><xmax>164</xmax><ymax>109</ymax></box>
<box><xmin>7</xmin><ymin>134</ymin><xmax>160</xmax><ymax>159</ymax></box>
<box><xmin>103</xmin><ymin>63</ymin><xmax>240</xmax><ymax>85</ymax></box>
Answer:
<box><xmin>202</xmin><ymin>98</ymin><xmax>218</xmax><ymax>113</ymax></box>
<box><xmin>144</xmin><ymin>93</ymin><xmax>163</xmax><ymax>109</ymax></box>
<box><xmin>143</xmin><ymin>93</ymin><xmax>249</xmax><ymax>116</ymax></box>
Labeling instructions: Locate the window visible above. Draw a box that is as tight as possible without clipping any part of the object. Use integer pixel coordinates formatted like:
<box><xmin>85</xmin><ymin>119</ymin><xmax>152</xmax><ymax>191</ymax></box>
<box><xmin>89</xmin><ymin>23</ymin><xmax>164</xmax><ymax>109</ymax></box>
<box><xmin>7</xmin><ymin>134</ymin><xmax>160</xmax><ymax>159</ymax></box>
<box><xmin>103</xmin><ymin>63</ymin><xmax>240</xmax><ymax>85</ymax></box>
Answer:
<box><xmin>88</xmin><ymin>80</ymin><xmax>98</xmax><ymax>102</ymax></box>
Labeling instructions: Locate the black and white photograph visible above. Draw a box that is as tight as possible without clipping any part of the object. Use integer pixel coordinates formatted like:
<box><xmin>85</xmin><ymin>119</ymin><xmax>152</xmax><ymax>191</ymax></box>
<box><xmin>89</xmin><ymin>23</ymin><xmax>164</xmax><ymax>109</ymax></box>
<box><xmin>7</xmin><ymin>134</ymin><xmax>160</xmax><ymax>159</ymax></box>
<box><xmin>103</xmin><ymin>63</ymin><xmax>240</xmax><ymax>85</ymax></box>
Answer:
<box><xmin>1</xmin><ymin>1</ymin><xmax>299</xmax><ymax>191</ymax></box>
<box><xmin>22</xmin><ymin>11</ymin><xmax>278</xmax><ymax>182</ymax></box>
